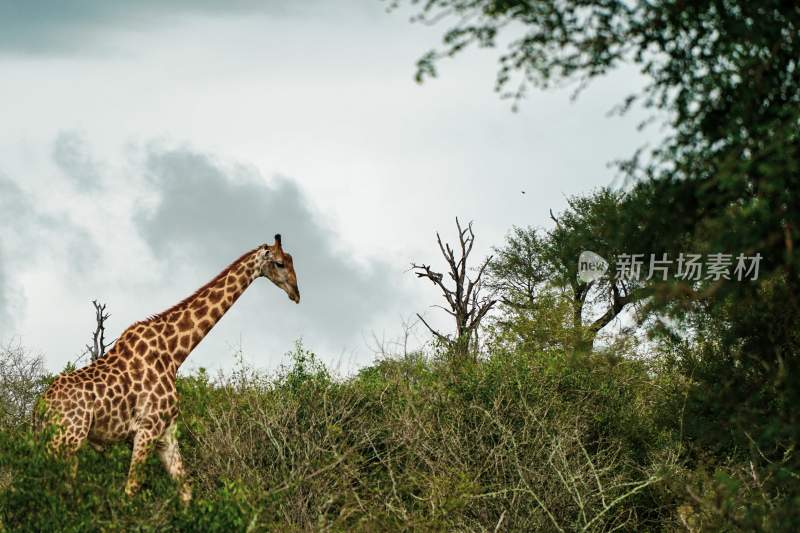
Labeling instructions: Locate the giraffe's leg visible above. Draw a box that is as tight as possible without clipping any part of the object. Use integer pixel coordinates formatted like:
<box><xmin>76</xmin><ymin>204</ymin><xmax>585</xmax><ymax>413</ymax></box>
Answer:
<box><xmin>125</xmin><ymin>429</ymin><xmax>158</xmax><ymax>497</ymax></box>
<box><xmin>156</xmin><ymin>423</ymin><xmax>192</xmax><ymax>504</ymax></box>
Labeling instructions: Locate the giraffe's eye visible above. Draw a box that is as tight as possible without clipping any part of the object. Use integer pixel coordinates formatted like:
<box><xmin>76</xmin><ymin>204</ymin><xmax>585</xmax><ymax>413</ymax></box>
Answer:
<box><xmin>274</xmin><ymin>261</ymin><xmax>285</xmax><ymax>268</ymax></box>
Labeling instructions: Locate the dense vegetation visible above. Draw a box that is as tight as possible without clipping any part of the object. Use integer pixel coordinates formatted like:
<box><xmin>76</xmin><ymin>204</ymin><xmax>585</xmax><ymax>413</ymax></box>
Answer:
<box><xmin>1</xmin><ymin>256</ymin><xmax>798</xmax><ymax>533</ymax></box>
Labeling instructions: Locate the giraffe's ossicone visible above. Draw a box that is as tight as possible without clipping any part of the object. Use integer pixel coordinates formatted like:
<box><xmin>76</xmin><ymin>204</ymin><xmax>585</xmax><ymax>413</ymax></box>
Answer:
<box><xmin>36</xmin><ymin>235</ymin><xmax>300</xmax><ymax>503</ymax></box>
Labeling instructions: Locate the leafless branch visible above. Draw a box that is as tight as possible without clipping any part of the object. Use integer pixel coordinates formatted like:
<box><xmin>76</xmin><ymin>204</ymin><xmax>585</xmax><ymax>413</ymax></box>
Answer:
<box><xmin>549</xmin><ymin>208</ymin><xmax>561</xmax><ymax>227</ymax></box>
<box><xmin>411</xmin><ymin>218</ymin><xmax>497</xmax><ymax>358</ymax></box>
<box><xmin>415</xmin><ymin>312</ymin><xmax>450</xmax><ymax>344</ymax></box>
<box><xmin>85</xmin><ymin>299</ymin><xmax>111</xmax><ymax>362</ymax></box>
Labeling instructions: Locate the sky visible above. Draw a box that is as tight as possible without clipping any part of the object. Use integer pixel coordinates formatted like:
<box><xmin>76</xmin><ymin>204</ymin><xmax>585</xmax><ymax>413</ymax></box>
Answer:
<box><xmin>0</xmin><ymin>1</ymin><xmax>652</xmax><ymax>375</ymax></box>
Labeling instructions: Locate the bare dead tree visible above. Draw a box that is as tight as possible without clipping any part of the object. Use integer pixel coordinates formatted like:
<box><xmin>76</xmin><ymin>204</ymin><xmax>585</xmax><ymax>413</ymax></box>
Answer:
<box><xmin>86</xmin><ymin>300</ymin><xmax>111</xmax><ymax>361</ymax></box>
<box><xmin>411</xmin><ymin>218</ymin><xmax>496</xmax><ymax>359</ymax></box>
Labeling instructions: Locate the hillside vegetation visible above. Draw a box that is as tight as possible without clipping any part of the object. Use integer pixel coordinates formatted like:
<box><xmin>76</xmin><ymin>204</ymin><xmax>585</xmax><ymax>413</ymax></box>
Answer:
<box><xmin>1</xmin><ymin>326</ymin><xmax>797</xmax><ymax>531</ymax></box>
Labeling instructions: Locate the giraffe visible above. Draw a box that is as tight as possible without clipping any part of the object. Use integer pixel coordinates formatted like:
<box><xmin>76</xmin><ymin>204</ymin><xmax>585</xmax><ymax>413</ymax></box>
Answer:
<box><xmin>35</xmin><ymin>234</ymin><xmax>299</xmax><ymax>503</ymax></box>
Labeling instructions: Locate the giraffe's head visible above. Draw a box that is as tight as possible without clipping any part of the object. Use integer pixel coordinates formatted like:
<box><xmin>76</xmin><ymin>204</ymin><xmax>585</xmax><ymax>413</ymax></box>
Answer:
<box><xmin>258</xmin><ymin>234</ymin><xmax>300</xmax><ymax>303</ymax></box>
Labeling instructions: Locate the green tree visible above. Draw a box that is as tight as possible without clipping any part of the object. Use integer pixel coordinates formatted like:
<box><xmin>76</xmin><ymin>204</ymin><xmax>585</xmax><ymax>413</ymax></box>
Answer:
<box><xmin>488</xmin><ymin>189</ymin><xmax>647</xmax><ymax>353</ymax></box>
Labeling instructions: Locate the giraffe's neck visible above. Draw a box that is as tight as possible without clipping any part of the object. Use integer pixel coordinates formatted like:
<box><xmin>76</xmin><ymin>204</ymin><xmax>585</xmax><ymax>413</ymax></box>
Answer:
<box><xmin>157</xmin><ymin>250</ymin><xmax>261</xmax><ymax>369</ymax></box>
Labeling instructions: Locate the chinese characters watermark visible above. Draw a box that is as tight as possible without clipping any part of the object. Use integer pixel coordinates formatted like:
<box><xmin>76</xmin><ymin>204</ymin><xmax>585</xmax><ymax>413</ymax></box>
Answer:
<box><xmin>578</xmin><ymin>251</ymin><xmax>762</xmax><ymax>282</ymax></box>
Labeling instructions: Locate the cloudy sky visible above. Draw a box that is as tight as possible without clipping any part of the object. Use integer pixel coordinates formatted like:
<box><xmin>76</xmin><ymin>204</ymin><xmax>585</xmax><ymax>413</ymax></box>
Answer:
<box><xmin>0</xmin><ymin>1</ymin><xmax>651</xmax><ymax>375</ymax></box>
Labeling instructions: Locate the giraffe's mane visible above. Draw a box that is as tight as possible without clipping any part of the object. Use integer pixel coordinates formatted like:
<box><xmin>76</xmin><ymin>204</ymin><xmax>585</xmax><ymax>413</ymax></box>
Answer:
<box><xmin>131</xmin><ymin>247</ymin><xmax>262</xmax><ymax>327</ymax></box>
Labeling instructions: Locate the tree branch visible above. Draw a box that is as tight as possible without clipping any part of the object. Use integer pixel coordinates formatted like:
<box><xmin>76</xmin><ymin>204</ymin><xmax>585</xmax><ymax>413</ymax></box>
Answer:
<box><xmin>416</xmin><ymin>313</ymin><xmax>450</xmax><ymax>343</ymax></box>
